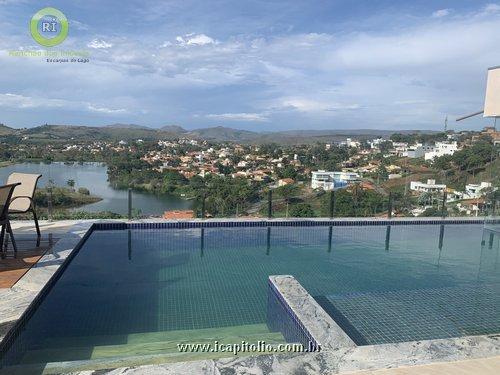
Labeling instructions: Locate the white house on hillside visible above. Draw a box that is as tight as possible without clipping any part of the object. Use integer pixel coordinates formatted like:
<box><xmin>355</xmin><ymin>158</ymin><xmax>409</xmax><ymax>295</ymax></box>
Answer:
<box><xmin>410</xmin><ymin>179</ymin><xmax>447</xmax><ymax>194</ymax></box>
<box><xmin>424</xmin><ymin>141</ymin><xmax>459</xmax><ymax>161</ymax></box>
<box><xmin>311</xmin><ymin>171</ymin><xmax>359</xmax><ymax>191</ymax></box>
<box><xmin>465</xmin><ymin>182</ymin><xmax>493</xmax><ymax>199</ymax></box>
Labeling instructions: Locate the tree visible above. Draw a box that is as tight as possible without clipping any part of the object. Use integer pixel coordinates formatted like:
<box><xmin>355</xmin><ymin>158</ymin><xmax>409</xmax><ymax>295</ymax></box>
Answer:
<box><xmin>417</xmin><ymin>192</ymin><xmax>432</xmax><ymax>206</ymax></box>
<box><xmin>289</xmin><ymin>203</ymin><xmax>315</xmax><ymax>217</ymax></box>
<box><xmin>275</xmin><ymin>184</ymin><xmax>299</xmax><ymax>203</ymax></box>
<box><xmin>192</xmin><ymin>175</ymin><xmax>260</xmax><ymax>217</ymax></box>
<box><xmin>78</xmin><ymin>187</ymin><xmax>90</xmax><ymax>195</ymax></box>
<box><xmin>320</xmin><ymin>188</ymin><xmax>387</xmax><ymax>217</ymax></box>
<box><xmin>277</xmin><ymin>165</ymin><xmax>297</xmax><ymax>179</ymax></box>
<box><xmin>161</xmin><ymin>170</ymin><xmax>187</xmax><ymax>193</ymax></box>
<box><xmin>419</xmin><ymin>207</ymin><xmax>443</xmax><ymax>217</ymax></box>
<box><xmin>432</xmin><ymin>155</ymin><xmax>452</xmax><ymax>171</ymax></box>
<box><xmin>377</xmin><ymin>164</ymin><xmax>389</xmax><ymax>181</ymax></box>
<box><xmin>67</xmin><ymin>179</ymin><xmax>75</xmax><ymax>191</ymax></box>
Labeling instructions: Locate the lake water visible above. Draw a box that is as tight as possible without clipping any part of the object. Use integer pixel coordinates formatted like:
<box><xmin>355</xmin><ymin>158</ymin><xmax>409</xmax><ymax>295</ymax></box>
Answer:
<box><xmin>0</xmin><ymin>162</ymin><xmax>193</xmax><ymax>215</ymax></box>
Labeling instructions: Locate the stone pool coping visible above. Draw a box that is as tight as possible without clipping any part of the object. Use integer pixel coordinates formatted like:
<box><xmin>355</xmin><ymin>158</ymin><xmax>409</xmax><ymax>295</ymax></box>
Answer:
<box><xmin>269</xmin><ymin>275</ymin><xmax>356</xmax><ymax>350</ymax></box>
<box><xmin>0</xmin><ymin>218</ymin><xmax>499</xmax><ymax>374</ymax></box>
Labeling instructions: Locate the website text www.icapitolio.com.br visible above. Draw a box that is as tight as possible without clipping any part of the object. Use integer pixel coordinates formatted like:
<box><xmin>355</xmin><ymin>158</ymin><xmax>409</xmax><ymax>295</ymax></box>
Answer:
<box><xmin>177</xmin><ymin>340</ymin><xmax>318</xmax><ymax>355</ymax></box>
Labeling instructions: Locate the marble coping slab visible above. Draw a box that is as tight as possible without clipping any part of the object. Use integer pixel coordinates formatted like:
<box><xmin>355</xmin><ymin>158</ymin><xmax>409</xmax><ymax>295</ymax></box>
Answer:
<box><xmin>269</xmin><ymin>275</ymin><xmax>356</xmax><ymax>351</ymax></box>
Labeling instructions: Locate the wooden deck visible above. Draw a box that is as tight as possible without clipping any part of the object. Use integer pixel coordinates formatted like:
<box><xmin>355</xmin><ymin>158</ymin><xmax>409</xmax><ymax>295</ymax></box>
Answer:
<box><xmin>0</xmin><ymin>233</ymin><xmax>60</xmax><ymax>288</ymax></box>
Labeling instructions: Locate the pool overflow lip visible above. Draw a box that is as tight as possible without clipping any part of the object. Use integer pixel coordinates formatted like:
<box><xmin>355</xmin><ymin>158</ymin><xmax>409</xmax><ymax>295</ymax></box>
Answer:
<box><xmin>92</xmin><ymin>217</ymin><xmax>498</xmax><ymax>230</ymax></box>
<box><xmin>0</xmin><ymin>217</ymin><xmax>499</xmax><ymax>370</ymax></box>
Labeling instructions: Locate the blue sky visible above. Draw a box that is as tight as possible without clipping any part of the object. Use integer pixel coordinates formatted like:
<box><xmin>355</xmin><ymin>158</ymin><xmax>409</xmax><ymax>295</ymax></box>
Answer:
<box><xmin>1</xmin><ymin>0</ymin><xmax>499</xmax><ymax>131</ymax></box>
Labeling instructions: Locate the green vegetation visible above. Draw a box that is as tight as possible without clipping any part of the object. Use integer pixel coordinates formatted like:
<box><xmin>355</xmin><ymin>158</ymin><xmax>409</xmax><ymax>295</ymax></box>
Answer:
<box><xmin>261</xmin><ymin>185</ymin><xmax>391</xmax><ymax>218</ymax></box>
<box><xmin>193</xmin><ymin>175</ymin><xmax>261</xmax><ymax>217</ymax></box>
<box><xmin>34</xmin><ymin>186</ymin><xmax>101</xmax><ymax>208</ymax></box>
<box><xmin>0</xmin><ymin>123</ymin><xmax>430</xmax><ymax>144</ymax></box>
<box><xmin>289</xmin><ymin>203</ymin><xmax>316</xmax><ymax>217</ymax></box>
<box><xmin>390</xmin><ymin>132</ymin><xmax>447</xmax><ymax>144</ymax></box>
<box><xmin>1</xmin><ymin>123</ymin><xmax>498</xmax><ymax>219</ymax></box>
<box><xmin>302</xmin><ymin>144</ymin><xmax>351</xmax><ymax>171</ymax></box>
<box><xmin>419</xmin><ymin>207</ymin><xmax>445</xmax><ymax>217</ymax></box>
<box><xmin>320</xmin><ymin>188</ymin><xmax>389</xmax><ymax>217</ymax></box>
<box><xmin>432</xmin><ymin>138</ymin><xmax>499</xmax><ymax>189</ymax></box>
<box><xmin>35</xmin><ymin>210</ymin><xmax>124</xmax><ymax>220</ymax></box>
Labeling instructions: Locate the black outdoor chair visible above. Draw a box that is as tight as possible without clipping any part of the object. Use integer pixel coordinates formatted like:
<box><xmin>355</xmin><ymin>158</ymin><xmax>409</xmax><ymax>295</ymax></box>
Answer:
<box><xmin>6</xmin><ymin>173</ymin><xmax>42</xmax><ymax>243</ymax></box>
<box><xmin>0</xmin><ymin>183</ymin><xmax>21</xmax><ymax>258</ymax></box>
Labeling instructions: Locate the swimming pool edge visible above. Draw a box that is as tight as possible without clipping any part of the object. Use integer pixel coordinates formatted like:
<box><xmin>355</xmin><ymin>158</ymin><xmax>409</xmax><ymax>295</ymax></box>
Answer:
<box><xmin>268</xmin><ymin>275</ymin><xmax>356</xmax><ymax>351</ymax></box>
<box><xmin>1</xmin><ymin>218</ymin><xmax>500</xmax><ymax>374</ymax></box>
<box><xmin>0</xmin><ymin>221</ymin><xmax>95</xmax><ymax>360</ymax></box>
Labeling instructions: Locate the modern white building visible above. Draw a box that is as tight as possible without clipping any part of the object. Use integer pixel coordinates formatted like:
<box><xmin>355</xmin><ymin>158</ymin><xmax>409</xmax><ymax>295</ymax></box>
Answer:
<box><xmin>391</xmin><ymin>142</ymin><xmax>408</xmax><ymax>157</ymax></box>
<box><xmin>369</xmin><ymin>138</ymin><xmax>384</xmax><ymax>149</ymax></box>
<box><xmin>464</xmin><ymin>182</ymin><xmax>493</xmax><ymax>199</ymax></box>
<box><xmin>410</xmin><ymin>179</ymin><xmax>447</xmax><ymax>194</ymax></box>
<box><xmin>311</xmin><ymin>171</ymin><xmax>359</xmax><ymax>191</ymax></box>
<box><xmin>340</xmin><ymin>138</ymin><xmax>361</xmax><ymax>148</ymax></box>
<box><xmin>406</xmin><ymin>145</ymin><xmax>425</xmax><ymax>158</ymax></box>
<box><xmin>424</xmin><ymin>141</ymin><xmax>459</xmax><ymax>161</ymax></box>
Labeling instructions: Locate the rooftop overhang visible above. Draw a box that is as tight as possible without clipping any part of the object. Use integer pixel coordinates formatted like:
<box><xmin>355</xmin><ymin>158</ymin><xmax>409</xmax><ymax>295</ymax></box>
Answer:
<box><xmin>484</xmin><ymin>66</ymin><xmax>500</xmax><ymax>118</ymax></box>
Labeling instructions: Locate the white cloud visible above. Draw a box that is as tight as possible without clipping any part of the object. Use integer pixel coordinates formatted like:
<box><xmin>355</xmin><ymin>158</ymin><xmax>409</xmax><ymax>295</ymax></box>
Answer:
<box><xmin>70</xmin><ymin>20</ymin><xmax>89</xmax><ymax>31</ymax></box>
<box><xmin>175</xmin><ymin>33</ymin><xmax>217</xmax><ymax>46</ymax></box>
<box><xmin>332</xmin><ymin>18</ymin><xmax>500</xmax><ymax>70</ymax></box>
<box><xmin>0</xmin><ymin>0</ymin><xmax>27</xmax><ymax>4</ymax></box>
<box><xmin>394</xmin><ymin>100</ymin><xmax>428</xmax><ymax>105</ymax></box>
<box><xmin>0</xmin><ymin>93</ymin><xmax>127</xmax><ymax>114</ymax></box>
<box><xmin>87</xmin><ymin>39</ymin><xmax>113</xmax><ymax>49</ymax></box>
<box><xmin>205</xmin><ymin>112</ymin><xmax>268</xmax><ymax>121</ymax></box>
<box><xmin>0</xmin><ymin>93</ymin><xmax>67</xmax><ymax>109</ymax></box>
<box><xmin>2</xmin><ymin>2</ymin><xmax>499</xmax><ymax>129</ymax></box>
<box><xmin>484</xmin><ymin>3</ymin><xmax>500</xmax><ymax>13</ymax></box>
<box><xmin>277</xmin><ymin>98</ymin><xmax>359</xmax><ymax>112</ymax></box>
<box><xmin>86</xmin><ymin>104</ymin><xmax>127</xmax><ymax>114</ymax></box>
<box><xmin>432</xmin><ymin>9</ymin><xmax>451</xmax><ymax>18</ymax></box>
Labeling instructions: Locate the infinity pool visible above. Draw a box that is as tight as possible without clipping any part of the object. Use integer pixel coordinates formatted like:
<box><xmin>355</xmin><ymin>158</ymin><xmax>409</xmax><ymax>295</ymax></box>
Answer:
<box><xmin>1</xmin><ymin>223</ymin><xmax>499</xmax><ymax>371</ymax></box>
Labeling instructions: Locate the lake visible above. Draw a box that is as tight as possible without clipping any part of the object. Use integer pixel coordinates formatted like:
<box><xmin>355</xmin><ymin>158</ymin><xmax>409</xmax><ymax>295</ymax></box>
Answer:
<box><xmin>0</xmin><ymin>162</ymin><xmax>193</xmax><ymax>216</ymax></box>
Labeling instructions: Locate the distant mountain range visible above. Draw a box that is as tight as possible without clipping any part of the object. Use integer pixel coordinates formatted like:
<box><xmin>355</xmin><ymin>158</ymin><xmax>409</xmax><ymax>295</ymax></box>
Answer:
<box><xmin>0</xmin><ymin>123</ymin><xmax>437</xmax><ymax>144</ymax></box>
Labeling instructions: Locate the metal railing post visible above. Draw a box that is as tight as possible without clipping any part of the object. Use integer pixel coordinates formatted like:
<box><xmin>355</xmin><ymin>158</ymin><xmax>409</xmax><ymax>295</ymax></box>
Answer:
<box><xmin>385</xmin><ymin>225</ymin><xmax>391</xmax><ymax>251</ymax></box>
<box><xmin>387</xmin><ymin>192</ymin><xmax>393</xmax><ymax>219</ymax></box>
<box><xmin>128</xmin><ymin>188</ymin><xmax>132</xmax><ymax>220</ymax></box>
<box><xmin>329</xmin><ymin>190</ymin><xmax>336</xmax><ymax>219</ymax></box>
<box><xmin>441</xmin><ymin>191</ymin><xmax>447</xmax><ymax>218</ymax></box>
<box><xmin>267</xmin><ymin>189</ymin><xmax>273</xmax><ymax>219</ymax></box>
<box><xmin>201</xmin><ymin>193</ymin><xmax>206</xmax><ymax>219</ymax></box>
<box><xmin>328</xmin><ymin>226</ymin><xmax>333</xmax><ymax>252</ymax></box>
<box><xmin>48</xmin><ymin>184</ymin><xmax>53</xmax><ymax>222</ymax></box>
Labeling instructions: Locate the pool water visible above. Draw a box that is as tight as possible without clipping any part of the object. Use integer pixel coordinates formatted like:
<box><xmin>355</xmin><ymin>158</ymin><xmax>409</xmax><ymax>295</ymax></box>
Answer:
<box><xmin>1</xmin><ymin>224</ymin><xmax>499</xmax><ymax>370</ymax></box>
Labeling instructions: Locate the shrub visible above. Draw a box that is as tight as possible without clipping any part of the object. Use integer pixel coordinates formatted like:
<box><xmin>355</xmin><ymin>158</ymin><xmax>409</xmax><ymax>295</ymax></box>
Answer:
<box><xmin>78</xmin><ymin>187</ymin><xmax>90</xmax><ymax>195</ymax></box>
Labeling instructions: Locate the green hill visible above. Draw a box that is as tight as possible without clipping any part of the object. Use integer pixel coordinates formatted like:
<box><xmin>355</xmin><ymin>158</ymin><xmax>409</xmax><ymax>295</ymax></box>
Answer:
<box><xmin>0</xmin><ymin>123</ymin><xmax>439</xmax><ymax>145</ymax></box>
<box><xmin>0</xmin><ymin>124</ymin><xmax>16</xmax><ymax>136</ymax></box>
